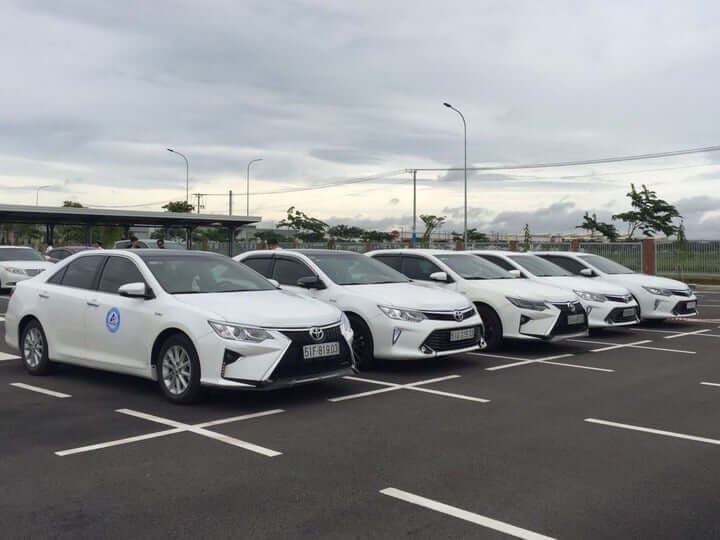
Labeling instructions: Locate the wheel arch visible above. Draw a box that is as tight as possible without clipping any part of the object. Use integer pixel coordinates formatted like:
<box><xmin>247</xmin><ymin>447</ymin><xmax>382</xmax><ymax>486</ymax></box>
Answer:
<box><xmin>150</xmin><ymin>328</ymin><xmax>198</xmax><ymax>373</ymax></box>
<box><xmin>473</xmin><ymin>301</ymin><xmax>504</xmax><ymax>335</ymax></box>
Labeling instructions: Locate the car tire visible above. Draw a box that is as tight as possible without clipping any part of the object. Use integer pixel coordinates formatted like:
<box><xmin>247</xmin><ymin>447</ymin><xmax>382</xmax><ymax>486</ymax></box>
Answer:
<box><xmin>157</xmin><ymin>333</ymin><xmax>202</xmax><ymax>404</ymax></box>
<box><xmin>475</xmin><ymin>304</ymin><xmax>502</xmax><ymax>351</ymax></box>
<box><xmin>348</xmin><ymin>314</ymin><xmax>375</xmax><ymax>370</ymax></box>
<box><xmin>21</xmin><ymin>319</ymin><xmax>52</xmax><ymax>375</ymax></box>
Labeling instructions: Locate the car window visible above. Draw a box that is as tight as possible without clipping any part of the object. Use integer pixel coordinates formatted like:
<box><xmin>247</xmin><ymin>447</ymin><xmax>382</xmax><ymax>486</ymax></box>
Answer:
<box><xmin>539</xmin><ymin>255</ymin><xmax>587</xmax><ymax>275</ymax></box>
<box><xmin>273</xmin><ymin>258</ymin><xmax>314</xmax><ymax>286</ymax></box>
<box><xmin>304</xmin><ymin>252</ymin><xmax>409</xmax><ymax>285</ymax></box>
<box><xmin>60</xmin><ymin>256</ymin><xmax>105</xmax><ymax>290</ymax></box>
<box><xmin>57</xmin><ymin>250</ymin><xmax>71</xmax><ymax>259</ymax></box>
<box><xmin>115</xmin><ymin>241</ymin><xmax>130</xmax><ymax>249</ymax></box>
<box><xmin>46</xmin><ymin>266</ymin><xmax>67</xmax><ymax>285</ymax></box>
<box><xmin>372</xmin><ymin>254</ymin><xmax>402</xmax><ymax>271</ymax></box>
<box><xmin>476</xmin><ymin>254</ymin><xmax>514</xmax><ymax>271</ymax></box>
<box><xmin>98</xmin><ymin>257</ymin><xmax>146</xmax><ymax>294</ymax></box>
<box><xmin>0</xmin><ymin>247</ymin><xmax>45</xmax><ymax>261</ymax></box>
<box><xmin>401</xmin><ymin>256</ymin><xmax>442</xmax><ymax>280</ymax></box>
<box><xmin>243</xmin><ymin>257</ymin><xmax>274</xmax><ymax>278</ymax></box>
<box><xmin>508</xmin><ymin>255</ymin><xmax>573</xmax><ymax>277</ymax></box>
<box><xmin>435</xmin><ymin>254</ymin><xmax>513</xmax><ymax>279</ymax></box>
<box><xmin>138</xmin><ymin>241</ymin><xmax>149</xmax><ymax>248</ymax></box>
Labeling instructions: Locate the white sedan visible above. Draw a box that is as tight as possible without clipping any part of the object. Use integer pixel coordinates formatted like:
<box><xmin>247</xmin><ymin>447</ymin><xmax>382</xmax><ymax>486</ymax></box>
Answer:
<box><xmin>535</xmin><ymin>252</ymin><xmax>698</xmax><ymax>320</ymax></box>
<box><xmin>5</xmin><ymin>250</ymin><xmax>354</xmax><ymax>403</ymax></box>
<box><xmin>367</xmin><ymin>249</ymin><xmax>588</xmax><ymax>350</ymax></box>
<box><xmin>0</xmin><ymin>246</ymin><xmax>54</xmax><ymax>290</ymax></box>
<box><xmin>471</xmin><ymin>251</ymin><xmax>639</xmax><ymax>329</ymax></box>
<box><xmin>235</xmin><ymin>249</ymin><xmax>484</xmax><ymax>369</ymax></box>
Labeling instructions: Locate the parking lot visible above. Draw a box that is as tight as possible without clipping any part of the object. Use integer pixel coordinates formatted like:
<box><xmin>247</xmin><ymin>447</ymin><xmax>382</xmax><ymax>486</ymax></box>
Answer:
<box><xmin>2</xmin><ymin>292</ymin><xmax>720</xmax><ymax>539</ymax></box>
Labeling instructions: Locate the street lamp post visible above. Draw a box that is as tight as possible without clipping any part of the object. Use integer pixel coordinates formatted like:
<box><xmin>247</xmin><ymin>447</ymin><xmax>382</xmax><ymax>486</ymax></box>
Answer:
<box><xmin>246</xmin><ymin>158</ymin><xmax>263</xmax><ymax>216</ymax></box>
<box><xmin>35</xmin><ymin>185</ymin><xmax>52</xmax><ymax>206</ymax></box>
<box><xmin>443</xmin><ymin>102</ymin><xmax>468</xmax><ymax>247</ymax></box>
<box><xmin>167</xmin><ymin>148</ymin><xmax>190</xmax><ymax>203</ymax></box>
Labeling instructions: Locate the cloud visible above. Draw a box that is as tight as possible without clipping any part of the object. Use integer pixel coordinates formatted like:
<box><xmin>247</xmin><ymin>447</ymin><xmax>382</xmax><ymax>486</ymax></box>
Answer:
<box><xmin>388</xmin><ymin>198</ymin><xmax>400</xmax><ymax>205</ymax></box>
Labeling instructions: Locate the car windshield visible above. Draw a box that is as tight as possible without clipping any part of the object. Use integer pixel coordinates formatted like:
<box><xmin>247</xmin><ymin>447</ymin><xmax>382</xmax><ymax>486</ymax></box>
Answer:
<box><xmin>578</xmin><ymin>254</ymin><xmax>634</xmax><ymax>274</ymax></box>
<box><xmin>436</xmin><ymin>254</ymin><xmax>513</xmax><ymax>279</ymax></box>
<box><xmin>0</xmin><ymin>248</ymin><xmax>45</xmax><ymax>262</ymax></box>
<box><xmin>305</xmin><ymin>252</ymin><xmax>410</xmax><ymax>285</ymax></box>
<box><xmin>508</xmin><ymin>255</ymin><xmax>573</xmax><ymax>277</ymax></box>
<box><xmin>139</xmin><ymin>253</ymin><xmax>275</xmax><ymax>293</ymax></box>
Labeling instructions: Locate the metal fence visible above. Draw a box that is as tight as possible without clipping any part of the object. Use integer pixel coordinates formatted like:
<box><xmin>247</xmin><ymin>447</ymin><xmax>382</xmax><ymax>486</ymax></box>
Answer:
<box><xmin>656</xmin><ymin>240</ymin><xmax>720</xmax><ymax>277</ymax></box>
<box><xmin>578</xmin><ymin>242</ymin><xmax>643</xmax><ymax>272</ymax></box>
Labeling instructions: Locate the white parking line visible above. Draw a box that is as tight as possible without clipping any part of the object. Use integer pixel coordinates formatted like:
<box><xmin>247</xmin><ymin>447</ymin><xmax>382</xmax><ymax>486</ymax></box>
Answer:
<box><xmin>486</xmin><ymin>353</ymin><xmax>613</xmax><ymax>373</ymax></box>
<box><xmin>330</xmin><ymin>375</ymin><xmax>490</xmax><ymax>403</ymax></box>
<box><xmin>539</xmin><ymin>359</ymin><xmax>614</xmax><ymax>372</ymax></box>
<box><xmin>10</xmin><ymin>382</ymin><xmax>71</xmax><ymax>398</ymax></box>
<box><xmin>585</xmin><ymin>418</ymin><xmax>720</xmax><ymax>446</ymax></box>
<box><xmin>570</xmin><ymin>339</ymin><xmax>696</xmax><ymax>355</ymax></box>
<box><xmin>380</xmin><ymin>487</ymin><xmax>557</xmax><ymax>540</ymax></box>
<box><xmin>56</xmin><ymin>408</ymin><xmax>284</xmax><ymax>457</ymax></box>
<box><xmin>0</xmin><ymin>352</ymin><xmax>19</xmax><ymax>362</ymax></box>
<box><xmin>700</xmin><ymin>382</ymin><xmax>720</xmax><ymax>388</ymax></box>
<box><xmin>664</xmin><ymin>329</ymin><xmax>710</xmax><ymax>339</ymax></box>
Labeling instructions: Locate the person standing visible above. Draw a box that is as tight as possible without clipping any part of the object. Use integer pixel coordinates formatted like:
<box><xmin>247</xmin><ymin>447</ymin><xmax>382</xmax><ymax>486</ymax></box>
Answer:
<box><xmin>157</xmin><ymin>238</ymin><xmax>165</xmax><ymax>249</ymax></box>
<box><xmin>129</xmin><ymin>236</ymin><xmax>140</xmax><ymax>249</ymax></box>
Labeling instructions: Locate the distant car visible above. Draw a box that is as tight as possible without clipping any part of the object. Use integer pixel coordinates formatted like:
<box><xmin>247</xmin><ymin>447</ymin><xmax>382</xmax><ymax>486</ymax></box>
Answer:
<box><xmin>113</xmin><ymin>238</ymin><xmax>186</xmax><ymax>249</ymax></box>
<box><xmin>45</xmin><ymin>246</ymin><xmax>98</xmax><ymax>263</ymax></box>
<box><xmin>235</xmin><ymin>249</ymin><xmax>484</xmax><ymax>368</ymax></box>
<box><xmin>470</xmin><ymin>251</ymin><xmax>640</xmax><ymax>329</ymax></box>
<box><xmin>5</xmin><ymin>250</ymin><xmax>354</xmax><ymax>403</ymax></box>
<box><xmin>534</xmin><ymin>252</ymin><xmax>698</xmax><ymax>320</ymax></box>
<box><xmin>367</xmin><ymin>249</ymin><xmax>589</xmax><ymax>350</ymax></box>
<box><xmin>0</xmin><ymin>246</ymin><xmax>55</xmax><ymax>291</ymax></box>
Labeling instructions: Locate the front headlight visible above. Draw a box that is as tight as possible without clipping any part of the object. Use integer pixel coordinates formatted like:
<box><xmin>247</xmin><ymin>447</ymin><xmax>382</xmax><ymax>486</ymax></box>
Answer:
<box><xmin>506</xmin><ymin>297</ymin><xmax>549</xmax><ymax>311</ymax></box>
<box><xmin>208</xmin><ymin>321</ymin><xmax>274</xmax><ymax>342</ymax></box>
<box><xmin>378</xmin><ymin>305</ymin><xmax>426</xmax><ymax>322</ymax></box>
<box><xmin>642</xmin><ymin>286</ymin><xmax>673</xmax><ymax>297</ymax></box>
<box><xmin>573</xmin><ymin>290</ymin><xmax>607</xmax><ymax>303</ymax></box>
<box><xmin>2</xmin><ymin>267</ymin><xmax>27</xmax><ymax>275</ymax></box>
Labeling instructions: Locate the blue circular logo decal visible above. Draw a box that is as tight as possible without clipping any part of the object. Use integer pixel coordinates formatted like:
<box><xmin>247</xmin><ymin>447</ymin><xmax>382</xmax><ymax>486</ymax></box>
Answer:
<box><xmin>106</xmin><ymin>308</ymin><xmax>121</xmax><ymax>333</ymax></box>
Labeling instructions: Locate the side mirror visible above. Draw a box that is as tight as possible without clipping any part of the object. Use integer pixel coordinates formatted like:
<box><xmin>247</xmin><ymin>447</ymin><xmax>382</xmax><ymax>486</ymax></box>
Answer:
<box><xmin>508</xmin><ymin>269</ymin><xmax>522</xmax><ymax>278</ymax></box>
<box><xmin>267</xmin><ymin>278</ymin><xmax>280</xmax><ymax>288</ymax></box>
<box><xmin>118</xmin><ymin>282</ymin><xmax>152</xmax><ymax>299</ymax></box>
<box><xmin>297</xmin><ymin>276</ymin><xmax>326</xmax><ymax>290</ymax></box>
<box><xmin>429</xmin><ymin>271</ymin><xmax>449</xmax><ymax>282</ymax></box>
<box><xmin>580</xmin><ymin>268</ymin><xmax>594</xmax><ymax>277</ymax></box>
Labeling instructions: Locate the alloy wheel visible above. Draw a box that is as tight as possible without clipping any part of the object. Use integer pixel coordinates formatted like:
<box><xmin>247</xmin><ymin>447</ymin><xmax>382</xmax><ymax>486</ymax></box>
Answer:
<box><xmin>161</xmin><ymin>345</ymin><xmax>192</xmax><ymax>395</ymax></box>
<box><xmin>23</xmin><ymin>328</ymin><xmax>44</xmax><ymax>369</ymax></box>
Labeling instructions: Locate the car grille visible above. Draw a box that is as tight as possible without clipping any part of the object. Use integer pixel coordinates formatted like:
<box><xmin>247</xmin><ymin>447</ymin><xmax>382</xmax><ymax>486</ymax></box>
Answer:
<box><xmin>270</xmin><ymin>325</ymin><xmax>352</xmax><ymax>380</ymax></box>
<box><xmin>672</xmin><ymin>301</ymin><xmax>697</xmax><ymax>315</ymax></box>
<box><xmin>605</xmin><ymin>306</ymin><xmax>639</xmax><ymax>324</ymax></box>
<box><xmin>550</xmin><ymin>302</ymin><xmax>588</xmax><ymax>335</ymax></box>
<box><xmin>671</xmin><ymin>289</ymin><xmax>692</xmax><ymax>297</ymax></box>
<box><xmin>25</xmin><ymin>269</ymin><xmax>45</xmax><ymax>277</ymax></box>
<box><xmin>605</xmin><ymin>294</ymin><xmax>632</xmax><ymax>304</ymax></box>
<box><xmin>421</xmin><ymin>325</ymin><xmax>483</xmax><ymax>352</ymax></box>
<box><xmin>422</xmin><ymin>307</ymin><xmax>476</xmax><ymax>322</ymax></box>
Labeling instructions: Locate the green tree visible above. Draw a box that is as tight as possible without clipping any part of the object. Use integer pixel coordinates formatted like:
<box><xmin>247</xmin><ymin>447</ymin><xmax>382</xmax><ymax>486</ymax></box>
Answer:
<box><xmin>595</xmin><ymin>221</ymin><xmax>619</xmax><ymax>242</ymax></box>
<box><xmin>277</xmin><ymin>206</ymin><xmax>328</xmax><ymax>242</ymax></box>
<box><xmin>328</xmin><ymin>224</ymin><xmax>365</xmax><ymax>241</ymax></box>
<box><xmin>63</xmin><ymin>200</ymin><xmax>84</xmax><ymax>208</ymax></box>
<box><xmin>162</xmin><ymin>200</ymin><xmax>194</xmax><ymax>213</ymax></box>
<box><xmin>420</xmin><ymin>214</ymin><xmax>446</xmax><ymax>248</ymax></box>
<box><xmin>361</xmin><ymin>230</ymin><xmax>394</xmax><ymax>242</ymax></box>
<box><xmin>522</xmin><ymin>223</ymin><xmax>531</xmax><ymax>251</ymax></box>
<box><xmin>612</xmin><ymin>184</ymin><xmax>681</xmax><ymax>239</ymax></box>
<box><xmin>576</xmin><ymin>212</ymin><xmax>599</xmax><ymax>238</ymax></box>
<box><xmin>451</xmin><ymin>228</ymin><xmax>489</xmax><ymax>242</ymax></box>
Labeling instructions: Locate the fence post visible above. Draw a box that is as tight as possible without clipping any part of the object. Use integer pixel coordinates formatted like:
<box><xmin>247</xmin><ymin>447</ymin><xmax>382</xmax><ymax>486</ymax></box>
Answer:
<box><xmin>642</xmin><ymin>238</ymin><xmax>656</xmax><ymax>275</ymax></box>
<box><xmin>509</xmin><ymin>240</ymin><xmax>518</xmax><ymax>252</ymax></box>
<box><xmin>363</xmin><ymin>241</ymin><xmax>372</xmax><ymax>253</ymax></box>
<box><xmin>571</xmin><ymin>239</ymin><xmax>580</xmax><ymax>251</ymax></box>
<box><xmin>455</xmin><ymin>239</ymin><xmax>464</xmax><ymax>251</ymax></box>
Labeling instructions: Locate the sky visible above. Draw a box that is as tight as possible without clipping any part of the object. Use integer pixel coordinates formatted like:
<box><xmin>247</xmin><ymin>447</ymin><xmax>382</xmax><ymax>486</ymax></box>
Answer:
<box><xmin>1</xmin><ymin>0</ymin><xmax>719</xmax><ymax>238</ymax></box>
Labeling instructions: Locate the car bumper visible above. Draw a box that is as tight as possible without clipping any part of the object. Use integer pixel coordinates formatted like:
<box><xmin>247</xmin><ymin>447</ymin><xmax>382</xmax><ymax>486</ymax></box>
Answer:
<box><xmin>0</xmin><ymin>272</ymin><xmax>38</xmax><ymax>288</ymax></box>
<box><xmin>502</xmin><ymin>302</ymin><xmax>589</xmax><ymax>342</ymax></box>
<box><xmin>372</xmin><ymin>314</ymin><xmax>485</xmax><ymax>360</ymax></box>
<box><xmin>638</xmin><ymin>294</ymin><xmax>698</xmax><ymax>320</ymax></box>
<box><xmin>196</xmin><ymin>324</ymin><xmax>354</xmax><ymax>388</ymax></box>
<box><xmin>584</xmin><ymin>301</ymin><xmax>640</xmax><ymax>328</ymax></box>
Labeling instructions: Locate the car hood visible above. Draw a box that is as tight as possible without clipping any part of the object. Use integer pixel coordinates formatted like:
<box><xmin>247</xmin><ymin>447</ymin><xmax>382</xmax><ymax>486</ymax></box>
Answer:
<box><xmin>535</xmin><ymin>276</ymin><xmax>630</xmax><ymax>295</ymax></box>
<box><xmin>603</xmin><ymin>273</ymin><xmax>691</xmax><ymax>290</ymax></box>
<box><xmin>0</xmin><ymin>261</ymin><xmax>54</xmax><ymax>271</ymax></box>
<box><xmin>342</xmin><ymin>282</ymin><xmax>471</xmax><ymax>310</ymax></box>
<box><xmin>173</xmin><ymin>289</ymin><xmax>341</xmax><ymax>328</ymax></box>
<box><xmin>464</xmin><ymin>278</ymin><xmax>577</xmax><ymax>302</ymax></box>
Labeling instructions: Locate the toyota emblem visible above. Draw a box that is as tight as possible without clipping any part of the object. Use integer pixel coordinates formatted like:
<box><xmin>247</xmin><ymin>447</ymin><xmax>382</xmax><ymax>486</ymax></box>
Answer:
<box><xmin>454</xmin><ymin>310</ymin><xmax>464</xmax><ymax>322</ymax></box>
<box><xmin>309</xmin><ymin>327</ymin><xmax>324</xmax><ymax>342</ymax></box>
<box><xmin>568</xmin><ymin>303</ymin><xmax>576</xmax><ymax>313</ymax></box>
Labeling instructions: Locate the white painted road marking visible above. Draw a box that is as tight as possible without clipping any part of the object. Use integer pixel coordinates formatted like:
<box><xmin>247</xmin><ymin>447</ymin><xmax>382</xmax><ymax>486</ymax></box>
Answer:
<box><xmin>570</xmin><ymin>338</ymin><xmax>695</xmax><ymax>355</ymax></box>
<box><xmin>10</xmin><ymin>382</ymin><xmax>71</xmax><ymax>398</ymax></box>
<box><xmin>485</xmin><ymin>353</ymin><xmax>613</xmax><ymax>373</ymax></box>
<box><xmin>380</xmin><ymin>487</ymin><xmax>557</xmax><ymax>540</ymax></box>
<box><xmin>664</xmin><ymin>329</ymin><xmax>710</xmax><ymax>339</ymax></box>
<box><xmin>330</xmin><ymin>374</ymin><xmax>490</xmax><ymax>403</ymax></box>
<box><xmin>700</xmin><ymin>382</ymin><xmax>720</xmax><ymax>388</ymax></box>
<box><xmin>56</xmin><ymin>408</ymin><xmax>284</xmax><ymax>457</ymax></box>
<box><xmin>0</xmin><ymin>352</ymin><xmax>19</xmax><ymax>362</ymax></box>
<box><xmin>585</xmin><ymin>418</ymin><xmax>720</xmax><ymax>446</ymax></box>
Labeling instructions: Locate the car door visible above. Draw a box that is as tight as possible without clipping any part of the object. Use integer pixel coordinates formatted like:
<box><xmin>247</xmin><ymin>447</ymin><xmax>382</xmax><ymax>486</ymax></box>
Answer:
<box><xmin>271</xmin><ymin>256</ymin><xmax>321</xmax><ymax>297</ymax></box>
<box><xmin>84</xmin><ymin>255</ymin><xmax>157</xmax><ymax>372</ymax></box>
<box><xmin>242</xmin><ymin>256</ymin><xmax>275</xmax><ymax>279</ymax></box>
<box><xmin>539</xmin><ymin>255</ymin><xmax>589</xmax><ymax>276</ymax></box>
<box><xmin>39</xmin><ymin>255</ymin><xmax>106</xmax><ymax>362</ymax></box>
<box><xmin>400</xmin><ymin>255</ymin><xmax>457</xmax><ymax>291</ymax></box>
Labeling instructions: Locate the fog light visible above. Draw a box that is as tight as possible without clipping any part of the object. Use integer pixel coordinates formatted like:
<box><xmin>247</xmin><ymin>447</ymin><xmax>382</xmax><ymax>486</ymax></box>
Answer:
<box><xmin>520</xmin><ymin>315</ymin><xmax>530</xmax><ymax>325</ymax></box>
<box><xmin>392</xmin><ymin>328</ymin><xmax>402</xmax><ymax>345</ymax></box>
<box><xmin>586</xmin><ymin>306</ymin><xmax>593</xmax><ymax>314</ymax></box>
<box><xmin>420</xmin><ymin>345</ymin><xmax>432</xmax><ymax>354</ymax></box>
<box><xmin>654</xmin><ymin>299</ymin><xmax>662</xmax><ymax>310</ymax></box>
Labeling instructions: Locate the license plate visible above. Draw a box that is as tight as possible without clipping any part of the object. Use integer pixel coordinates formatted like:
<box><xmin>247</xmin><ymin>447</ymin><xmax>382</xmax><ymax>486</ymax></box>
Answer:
<box><xmin>622</xmin><ymin>308</ymin><xmax>636</xmax><ymax>318</ymax></box>
<box><xmin>450</xmin><ymin>328</ymin><xmax>475</xmax><ymax>342</ymax></box>
<box><xmin>303</xmin><ymin>341</ymin><xmax>339</xmax><ymax>359</ymax></box>
<box><xmin>567</xmin><ymin>313</ymin><xmax>585</xmax><ymax>325</ymax></box>
<box><xmin>687</xmin><ymin>301</ymin><xmax>696</xmax><ymax>310</ymax></box>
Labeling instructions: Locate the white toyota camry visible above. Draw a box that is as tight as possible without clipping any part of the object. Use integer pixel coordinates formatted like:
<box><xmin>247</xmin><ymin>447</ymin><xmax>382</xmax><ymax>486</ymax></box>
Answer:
<box><xmin>367</xmin><ymin>249</ymin><xmax>588</xmax><ymax>350</ymax></box>
<box><xmin>235</xmin><ymin>249</ymin><xmax>484</xmax><ymax>369</ymax></box>
<box><xmin>5</xmin><ymin>250</ymin><xmax>354</xmax><ymax>403</ymax></box>
<box><xmin>0</xmin><ymin>246</ymin><xmax>54</xmax><ymax>290</ymax></box>
<box><xmin>534</xmin><ymin>251</ymin><xmax>698</xmax><ymax>320</ymax></box>
<box><xmin>471</xmin><ymin>251</ymin><xmax>640</xmax><ymax>329</ymax></box>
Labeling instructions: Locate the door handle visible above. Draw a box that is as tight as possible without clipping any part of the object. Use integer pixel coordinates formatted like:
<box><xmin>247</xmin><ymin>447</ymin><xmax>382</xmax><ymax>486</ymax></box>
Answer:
<box><xmin>86</xmin><ymin>301</ymin><xmax>99</xmax><ymax>307</ymax></box>
<box><xmin>38</xmin><ymin>293</ymin><xmax>49</xmax><ymax>299</ymax></box>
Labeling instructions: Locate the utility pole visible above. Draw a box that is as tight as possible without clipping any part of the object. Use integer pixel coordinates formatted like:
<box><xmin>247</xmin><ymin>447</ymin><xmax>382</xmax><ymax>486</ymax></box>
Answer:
<box><xmin>167</xmin><ymin>148</ymin><xmax>190</xmax><ymax>203</ymax></box>
<box><xmin>229</xmin><ymin>190</ymin><xmax>233</xmax><ymax>216</ymax></box>
<box><xmin>443</xmin><ymin>102</ymin><xmax>468</xmax><ymax>246</ymax></box>
<box><xmin>246</xmin><ymin>158</ymin><xmax>263</xmax><ymax>216</ymax></box>
<box><xmin>194</xmin><ymin>193</ymin><xmax>203</xmax><ymax>214</ymax></box>
<box><xmin>412</xmin><ymin>169</ymin><xmax>417</xmax><ymax>248</ymax></box>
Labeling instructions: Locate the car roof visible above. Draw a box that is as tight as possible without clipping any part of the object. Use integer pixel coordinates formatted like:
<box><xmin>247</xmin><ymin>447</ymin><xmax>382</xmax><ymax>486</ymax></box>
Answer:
<box><xmin>367</xmin><ymin>248</ymin><xmax>475</xmax><ymax>256</ymax></box>
<box><xmin>532</xmin><ymin>251</ymin><xmax>582</xmax><ymax>256</ymax></box>
<box><xmin>0</xmin><ymin>245</ymin><xmax>35</xmax><ymax>249</ymax></box>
